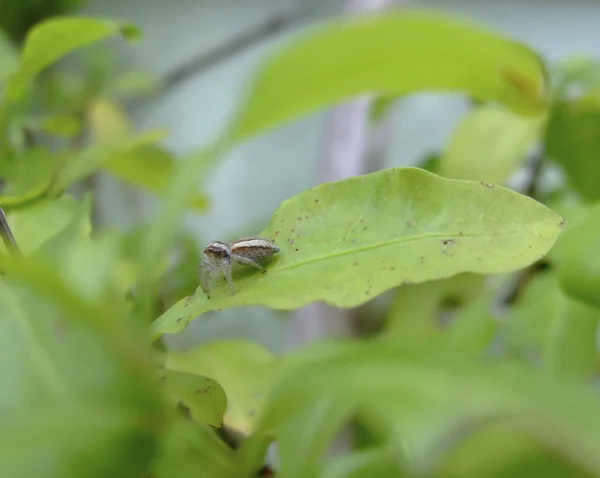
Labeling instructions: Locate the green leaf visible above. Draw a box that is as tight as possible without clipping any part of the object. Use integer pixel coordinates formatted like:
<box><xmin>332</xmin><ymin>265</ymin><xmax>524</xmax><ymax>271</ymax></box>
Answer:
<box><xmin>439</xmin><ymin>105</ymin><xmax>543</xmax><ymax>183</ymax></box>
<box><xmin>26</xmin><ymin>113</ymin><xmax>84</xmax><ymax>138</ymax></box>
<box><xmin>152</xmin><ymin>167</ymin><xmax>563</xmax><ymax>337</ymax></box>
<box><xmin>166</xmin><ymin>340</ymin><xmax>275</xmax><ymax>435</ymax></box>
<box><xmin>105</xmin><ymin>69</ymin><xmax>163</xmax><ymax>100</ymax></box>
<box><xmin>0</xmin><ymin>29</ymin><xmax>18</xmax><ymax>85</ymax></box>
<box><xmin>50</xmin><ymin>129</ymin><xmax>168</xmax><ymax>194</ymax></box>
<box><xmin>0</xmin><ymin>271</ymin><xmax>163</xmax><ymax>478</ymax></box>
<box><xmin>0</xmin><ymin>147</ymin><xmax>60</xmax><ymax>208</ymax></box>
<box><xmin>150</xmin><ymin>420</ymin><xmax>237</xmax><ymax>478</ymax></box>
<box><xmin>502</xmin><ymin>270</ymin><xmax>600</xmax><ymax>380</ymax></box>
<box><xmin>552</xmin><ymin>202</ymin><xmax>600</xmax><ymax>308</ymax></box>
<box><xmin>383</xmin><ymin>273</ymin><xmax>485</xmax><ymax>343</ymax></box>
<box><xmin>158</xmin><ymin>369</ymin><xmax>226</xmax><ymax>427</ymax></box>
<box><xmin>227</xmin><ymin>11</ymin><xmax>547</xmax><ymax>141</ymax></box>
<box><xmin>323</xmin><ymin>448</ymin><xmax>409</xmax><ymax>478</ymax></box>
<box><xmin>5</xmin><ymin>16</ymin><xmax>140</xmax><ymax>102</ymax></box>
<box><xmin>545</xmin><ymin>98</ymin><xmax>600</xmax><ymax>201</ymax></box>
<box><xmin>438</xmin><ymin>423</ymin><xmax>593</xmax><ymax>477</ymax></box>
<box><xmin>104</xmin><ymin>144</ymin><xmax>209</xmax><ymax>211</ymax></box>
<box><xmin>5</xmin><ymin>194</ymin><xmax>89</xmax><ymax>255</ymax></box>
<box><xmin>257</xmin><ymin>340</ymin><xmax>600</xmax><ymax>477</ymax></box>
<box><xmin>542</xmin><ymin>293</ymin><xmax>600</xmax><ymax>380</ymax></box>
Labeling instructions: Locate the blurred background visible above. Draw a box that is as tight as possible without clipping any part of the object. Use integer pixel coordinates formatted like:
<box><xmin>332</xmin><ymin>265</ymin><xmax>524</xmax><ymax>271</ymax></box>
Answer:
<box><xmin>4</xmin><ymin>0</ymin><xmax>600</xmax><ymax>353</ymax></box>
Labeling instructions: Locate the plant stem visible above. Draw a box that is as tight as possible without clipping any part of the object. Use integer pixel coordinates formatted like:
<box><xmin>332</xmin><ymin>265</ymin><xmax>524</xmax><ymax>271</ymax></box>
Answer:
<box><xmin>0</xmin><ymin>207</ymin><xmax>21</xmax><ymax>256</ymax></box>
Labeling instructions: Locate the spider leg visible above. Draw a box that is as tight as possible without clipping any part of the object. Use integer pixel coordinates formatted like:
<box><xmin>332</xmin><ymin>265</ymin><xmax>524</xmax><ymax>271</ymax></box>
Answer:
<box><xmin>219</xmin><ymin>257</ymin><xmax>236</xmax><ymax>295</ymax></box>
<box><xmin>231</xmin><ymin>254</ymin><xmax>266</xmax><ymax>271</ymax></box>
<box><xmin>198</xmin><ymin>261</ymin><xmax>214</xmax><ymax>298</ymax></box>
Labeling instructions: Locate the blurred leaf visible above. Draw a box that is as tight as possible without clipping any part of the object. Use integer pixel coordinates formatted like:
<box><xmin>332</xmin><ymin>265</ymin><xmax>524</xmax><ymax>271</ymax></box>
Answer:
<box><xmin>227</xmin><ymin>11</ymin><xmax>547</xmax><ymax>141</ymax></box>
<box><xmin>257</xmin><ymin>340</ymin><xmax>600</xmax><ymax>477</ymax></box>
<box><xmin>150</xmin><ymin>420</ymin><xmax>237</xmax><ymax>478</ymax></box>
<box><xmin>105</xmin><ymin>69</ymin><xmax>163</xmax><ymax>99</ymax></box>
<box><xmin>5</xmin><ymin>194</ymin><xmax>89</xmax><ymax>255</ymax></box>
<box><xmin>502</xmin><ymin>270</ymin><xmax>599</xmax><ymax>380</ymax></box>
<box><xmin>50</xmin><ymin>129</ymin><xmax>167</xmax><ymax>193</ymax></box>
<box><xmin>439</xmin><ymin>105</ymin><xmax>543</xmax><ymax>183</ymax></box>
<box><xmin>86</xmin><ymin>96</ymin><xmax>131</xmax><ymax>145</ymax></box>
<box><xmin>0</xmin><ymin>266</ymin><xmax>163</xmax><ymax>478</ymax></box>
<box><xmin>153</xmin><ymin>167</ymin><xmax>563</xmax><ymax>337</ymax></box>
<box><xmin>105</xmin><ymin>144</ymin><xmax>209</xmax><ymax>211</ymax></box>
<box><xmin>0</xmin><ymin>147</ymin><xmax>60</xmax><ymax>208</ymax></box>
<box><xmin>552</xmin><ymin>202</ymin><xmax>600</xmax><ymax>308</ymax></box>
<box><xmin>438</xmin><ymin>423</ymin><xmax>594</xmax><ymax>478</ymax></box>
<box><xmin>383</xmin><ymin>273</ymin><xmax>485</xmax><ymax>343</ymax></box>
<box><xmin>0</xmin><ymin>29</ymin><xmax>18</xmax><ymax>85</ymax></box>
<box><xmin>370</xmin><ymin>94</ymin><xmax>401</xmax><ymax>124</ymax></box>
<box><xmin>545</xmin><ymin>97</ymin><xmax>600</xmax><ymax>201</ymax></box>
<box><xmin>440</xmin><ymin>286</ymin><xmax>498</xmax><ymax>359</ymax></box>
<box><xmin>502</xmin><ymin>270</ymin><xmax>556</xmax><ymax>357</ymax></box>
<box><xmin>542</xmin><ymin>292</ymin><xmax>600</xmax><ymax>380</ymax></box>
<box><xmin>166</xmin><ymin>340</ymin><xmax>275</xmax><ymax>435</ymax></box>
<box><xmin>323</xmin><ymin>448</ymin><xmax>409</xmax><ymax>478</ymax></box>
<box><xmin>553</xmin><ymin>55</ymin><xmax>600</xmax><ymax>99</ymax></box>
<box><xmin>0</xmin><ymin>0</ymin><xmax>90</xmax><ymax>43</ymax></box>
<box><xmin>161</xmin><ymin>233</ymin><xmax>203</xmax><ymax>308</ymax></box>
<box><xmin>24</xmin><ymin>112</ymin><xmax>83</xmax><ymax>137</ymax></box>
<box><xmin>5</xmin><ymin>16</ymin><xmax>140</xmax><ymax>102</ymax></box>
<box><xmin>158</xmin><ymin>369</ymin><xmax>227</xmax><ymax>427</ymax></box>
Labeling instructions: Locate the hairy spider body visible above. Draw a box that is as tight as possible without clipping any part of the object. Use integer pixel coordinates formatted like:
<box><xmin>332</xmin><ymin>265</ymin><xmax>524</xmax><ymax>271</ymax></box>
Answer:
<box><xmin>199</xmin><ymin>236</ymin><xmax>280</xmax><ymax>298</ymax></box>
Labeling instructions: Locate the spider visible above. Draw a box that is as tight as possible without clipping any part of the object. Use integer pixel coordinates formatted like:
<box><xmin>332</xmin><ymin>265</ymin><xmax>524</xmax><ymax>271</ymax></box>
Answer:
<box><xmin>198</xmin><ymin>236</ymin><xmax>280</xmax><ymax>298</ymax></box>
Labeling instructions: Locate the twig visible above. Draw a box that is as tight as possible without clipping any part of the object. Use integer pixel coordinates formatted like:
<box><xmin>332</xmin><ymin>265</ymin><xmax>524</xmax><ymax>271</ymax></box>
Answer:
<box><xmin>0</xmin><ymin>207</ymin><xmax>21</xmax><ymax>256</ymax></box>
<box><xmin>523</xmin><ymin>149</ymin><xmax>546</xmax><ymax>199</ymax></box>
<box><xmin>130</xmin><ymin>3</ymin><xmax>318</xmax><ymax>113</ymax></box>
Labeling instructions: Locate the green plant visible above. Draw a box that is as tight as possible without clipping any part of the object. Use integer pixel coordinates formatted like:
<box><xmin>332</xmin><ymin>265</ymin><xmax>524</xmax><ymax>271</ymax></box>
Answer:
<box><xmin>2</xmin><ymin>9</ymin><xmax>600</xmax><ymax>478</ymax></box>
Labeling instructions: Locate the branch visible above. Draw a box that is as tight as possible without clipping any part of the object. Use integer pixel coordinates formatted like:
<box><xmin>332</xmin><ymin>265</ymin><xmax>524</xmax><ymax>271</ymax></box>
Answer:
<box><xmin>131</xmin><ymin>3</ymin><xmax>319</xmax><ymax>112</ymax></box>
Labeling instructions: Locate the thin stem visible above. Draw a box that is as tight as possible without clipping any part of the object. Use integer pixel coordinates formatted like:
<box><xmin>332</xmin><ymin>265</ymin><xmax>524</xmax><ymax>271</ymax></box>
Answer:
<box><xmin>0</xmin><ymin>207</ymin><xmax>21</xmax><ymax>256</ymax></box>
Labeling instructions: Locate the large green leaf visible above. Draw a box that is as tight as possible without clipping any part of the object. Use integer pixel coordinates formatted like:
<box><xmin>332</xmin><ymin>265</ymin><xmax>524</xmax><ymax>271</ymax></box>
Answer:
<box><xmin>545</xmin><ymin>97</ymin><xmax>600</xmax><ymax>201</ymax></box>
<box><xmin>152</xmin><ymin>167</ymin><xmax>563</xmax><ymax>337</ymax></box>
<box><xmin>439</xmin><ymin>105</ymin><xmax>543</xmax><ymax>183</ymax></box>
<box><xmin>5</xmin><ymin>16</ymin><xmax>140</xmax><ymax>102</ymax></box>
<box><xmin>166</xmin><ymin>340</ymin><xmax>275</xmax><ymax>435</ymax></box>
<box><xmin>227</xmin><ymin>11</ymin><xmax>547</xmax><ymax>141</ymax></box>
<box><xmin>0</xmin><ymin>268</ymin><xmax>163</xmax><ymax>478</ymax></box>
<box><xmin>256</xmin><ymin>340</ymin><xmax>600</xmax><ymax>477</ymax></box>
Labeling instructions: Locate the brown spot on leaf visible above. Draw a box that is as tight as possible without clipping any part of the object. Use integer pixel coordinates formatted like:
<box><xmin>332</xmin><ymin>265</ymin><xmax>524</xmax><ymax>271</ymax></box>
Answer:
<box><xmin>481</xmin><ymin>182</ymin><xmax>494</xmax><ymax>188</ymax></box>
<box><xmin>297</xmin><ymin>217</ymin><xmax>303</xmax><ymax>221</ymax></box>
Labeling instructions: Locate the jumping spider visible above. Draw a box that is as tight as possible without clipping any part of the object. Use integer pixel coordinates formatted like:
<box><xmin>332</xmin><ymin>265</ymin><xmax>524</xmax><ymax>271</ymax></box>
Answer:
<box><xmin>198</xmin><ymin>236</ymin><xmax>280</xmax><ymax>298</ymax></box>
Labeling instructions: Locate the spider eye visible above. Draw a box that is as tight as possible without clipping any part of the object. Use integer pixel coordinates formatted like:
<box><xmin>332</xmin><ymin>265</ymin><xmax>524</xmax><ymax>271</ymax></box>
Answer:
<box><xmin>205</xmin><ymin>243</ymin><xmax>231</xmax><ymax>258</ymax></box>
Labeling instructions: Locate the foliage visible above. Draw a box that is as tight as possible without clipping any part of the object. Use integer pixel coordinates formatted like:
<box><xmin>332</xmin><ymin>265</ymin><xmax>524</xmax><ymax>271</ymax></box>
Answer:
<box><xmin>1</xmin><ymin>8</ymin><xmax>600</xmax><ymax>478</ymax></box>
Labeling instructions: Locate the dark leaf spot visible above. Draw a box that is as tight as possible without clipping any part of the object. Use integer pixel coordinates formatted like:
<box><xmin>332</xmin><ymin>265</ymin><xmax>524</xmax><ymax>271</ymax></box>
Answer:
<box><xmin>297</xmin><ymin>217</ymin><xmax>303</xmax><ymax>221</ymax></box>
<box><xmin>481</xmin><ymin>182</ymin><xmax>494</xmax><ymax>188</ymax></box>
